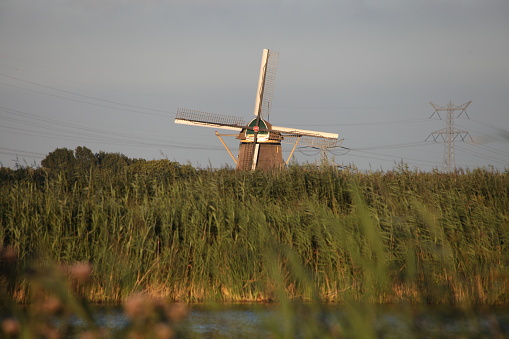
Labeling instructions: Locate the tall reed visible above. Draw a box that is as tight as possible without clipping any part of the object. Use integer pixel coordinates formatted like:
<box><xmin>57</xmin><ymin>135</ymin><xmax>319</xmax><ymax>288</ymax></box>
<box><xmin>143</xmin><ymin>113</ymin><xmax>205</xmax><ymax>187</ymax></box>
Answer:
<box><xmin>1</xmin><ymin>163</ymin><xmax>508</xmax><ymax>306</ymax></box>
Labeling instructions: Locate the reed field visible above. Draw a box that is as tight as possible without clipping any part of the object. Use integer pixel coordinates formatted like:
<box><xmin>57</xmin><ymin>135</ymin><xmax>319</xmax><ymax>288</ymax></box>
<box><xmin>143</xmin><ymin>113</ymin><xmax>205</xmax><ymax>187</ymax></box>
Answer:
<box><xmin>1</xmin><ymin>153</ymin><xmax>509</xmax><ymax>337</ymax></box>
<box><xmin>1</xmin><ymin>154</ymin><xmax>508</xmax><ymax>308</ymax></box>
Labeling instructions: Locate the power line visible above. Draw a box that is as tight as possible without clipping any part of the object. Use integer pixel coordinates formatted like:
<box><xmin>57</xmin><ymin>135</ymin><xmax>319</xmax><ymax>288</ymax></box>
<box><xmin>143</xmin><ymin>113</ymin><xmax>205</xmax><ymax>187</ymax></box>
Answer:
<box><xmin>349</xmin><ymin>141</ymin><xmax>429</xmax><ymax>151</ymax></box>
<box><xmin>290</xmin><ymin>118</ymin><xmax>433</xmax><ymax>128</ymax></box>
<box><xmin>462</xmin><ymin>142</ymin><xmax>509</xmax><ymax>162</ymax></box>
<box><xmin>0</xmin><ymin>80</ymin><xmax>168</xmax><ymax>118</ymax></box>
<box><xmin>455</xmin><ymin>144</ymin><xmax>507</xmax><ymax>166</ymax></box>
<box><xmin>0</xmin><ymin>73</ymin><xmax>172</xmax><ymax>115</ymax></box>
<box><xmin>0</xmin><ymin>106</ymin><xmax>225</xmax><ymax>152</ymax></box>
<box><xmin>0</xmin><ymin>147</ymin><xmax>45</xmax><ymax>158</ymax></box>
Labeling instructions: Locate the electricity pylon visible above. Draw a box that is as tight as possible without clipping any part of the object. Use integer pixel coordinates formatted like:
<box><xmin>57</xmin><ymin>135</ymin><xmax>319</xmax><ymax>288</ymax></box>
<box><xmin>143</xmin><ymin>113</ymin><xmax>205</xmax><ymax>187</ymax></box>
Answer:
<box><xmin>426</xmin><ymin>101</ymin><xmax>472</xmax><ymax>172</ymax></box>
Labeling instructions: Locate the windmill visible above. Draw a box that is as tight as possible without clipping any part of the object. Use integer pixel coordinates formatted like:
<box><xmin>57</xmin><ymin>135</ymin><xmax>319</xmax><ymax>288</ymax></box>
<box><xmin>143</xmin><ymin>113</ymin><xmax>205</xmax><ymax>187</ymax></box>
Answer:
<box><xmin>175</xmin><ymin>49</ymin><xmax>341</xmax><ymax>171</ymax></box>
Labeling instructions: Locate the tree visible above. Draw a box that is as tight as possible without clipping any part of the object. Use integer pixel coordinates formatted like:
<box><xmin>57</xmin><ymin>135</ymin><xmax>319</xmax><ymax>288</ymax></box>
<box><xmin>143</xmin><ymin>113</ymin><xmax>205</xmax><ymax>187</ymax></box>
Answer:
<box><xmin>75</xmin><ymin>146</ymin><xmax>97</xmax><ymax>172</ymax></box>
<box><xmin>41</xmin><ymin>148</ymin><xmax>76</xmax><ymax>171</ymax></box>
<box><xmin>95</xmin><ymin>151</ymin><xmax>130</xmax><ymax>173</ymax></box>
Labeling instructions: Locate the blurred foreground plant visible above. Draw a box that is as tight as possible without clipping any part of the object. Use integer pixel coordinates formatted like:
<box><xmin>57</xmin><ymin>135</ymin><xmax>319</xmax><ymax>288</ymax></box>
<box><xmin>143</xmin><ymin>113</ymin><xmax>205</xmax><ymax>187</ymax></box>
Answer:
<box><xmin>0</xmin><ymin>246</ymin><xmax>189</xmax><ymax>338</ymax></box>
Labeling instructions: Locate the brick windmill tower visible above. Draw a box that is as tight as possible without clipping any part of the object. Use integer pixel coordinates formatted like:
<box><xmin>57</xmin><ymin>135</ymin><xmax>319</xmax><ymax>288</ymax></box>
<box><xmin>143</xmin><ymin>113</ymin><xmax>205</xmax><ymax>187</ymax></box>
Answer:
<box><xmin>175</xmin><ymin>49</ymin><xmax>340</xmax><ymax>170</ymax></box>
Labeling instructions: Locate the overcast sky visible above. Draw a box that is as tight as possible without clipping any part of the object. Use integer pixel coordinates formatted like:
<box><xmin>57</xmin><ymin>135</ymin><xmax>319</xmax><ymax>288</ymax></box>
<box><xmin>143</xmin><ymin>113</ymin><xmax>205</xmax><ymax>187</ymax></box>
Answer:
<box><xmin>1</xmin><ymin>0</ymin><xmax>508</xmax><ymax>171</ymax></box>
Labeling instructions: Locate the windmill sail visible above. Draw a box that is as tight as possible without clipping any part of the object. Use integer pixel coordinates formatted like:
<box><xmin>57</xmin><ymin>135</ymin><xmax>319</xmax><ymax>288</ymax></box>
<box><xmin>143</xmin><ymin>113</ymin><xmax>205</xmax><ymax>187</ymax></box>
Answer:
<box><xmin>271</xmin><ymin>125</ymin><xmax>338</xmax><ymax>140</ymax></box>
<box><xmin>283</xmin><ymin>135</ymin><xmax>342</xmax><ymax>149</ymax></box>
<box><xmin>254</xmin><ymin>49</ymin><xmax>278</xmax><ymax>119</ymax></box>
<box><xmin>175</xmin><ymin>108</ymin><xmax>245</xmax><ymax>131</ymax></box>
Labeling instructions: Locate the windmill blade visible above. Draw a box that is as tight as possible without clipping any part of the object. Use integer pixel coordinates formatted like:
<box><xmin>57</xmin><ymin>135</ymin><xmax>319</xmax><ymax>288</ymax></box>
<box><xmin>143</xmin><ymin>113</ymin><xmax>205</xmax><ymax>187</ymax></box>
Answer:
<box><xmin>254</xmin><ymin>49</ymin><xmax>279</xmax><ymax>119</ymax></box>
<box><xmin>284</xmin><ymin>135</ymin><xmax>343</xmax><ymax>149</ymax></box>
<box><xmin>252</xmin><ymin>144</ymin><xmax>260</xmax><ymax>170</ymax></box>
<box><xmin>271</xmin><ymin>125</ymin><xmax>339</xmax><ymax>139</ymax></box>
<box><xmin>175</xmin><ymin>108</ymin><xmax>245</xmax><ymax>131</ymax></box>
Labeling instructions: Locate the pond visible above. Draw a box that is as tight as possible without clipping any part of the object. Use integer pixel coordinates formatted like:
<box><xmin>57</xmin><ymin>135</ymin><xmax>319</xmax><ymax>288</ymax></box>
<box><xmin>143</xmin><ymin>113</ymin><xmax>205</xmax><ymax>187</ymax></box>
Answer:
<box><xmin>67</xmin><ymin>303</ymin><xmax>509</xmax><ymax>338</ymax></box>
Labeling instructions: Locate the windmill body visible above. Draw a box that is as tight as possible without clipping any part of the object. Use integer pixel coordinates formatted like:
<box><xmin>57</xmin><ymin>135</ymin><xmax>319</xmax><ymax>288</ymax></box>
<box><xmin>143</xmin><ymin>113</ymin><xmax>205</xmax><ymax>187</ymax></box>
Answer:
<box><xmin>175</xmin><ymin>49</ymin><xmax>340</xmax><ymax>170</ymax></box>
<box><xmin>237</xmin><ymin>118</ymin><xmax>284</xmax><ymax>171</ymax></box>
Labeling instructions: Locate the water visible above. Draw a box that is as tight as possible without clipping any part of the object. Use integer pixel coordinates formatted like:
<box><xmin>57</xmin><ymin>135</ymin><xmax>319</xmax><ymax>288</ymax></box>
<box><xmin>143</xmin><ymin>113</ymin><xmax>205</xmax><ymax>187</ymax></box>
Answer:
<box><xmin>66</xmin><ymin>303</ymin><xmax>509</xmax><ymax>338</ymax></box>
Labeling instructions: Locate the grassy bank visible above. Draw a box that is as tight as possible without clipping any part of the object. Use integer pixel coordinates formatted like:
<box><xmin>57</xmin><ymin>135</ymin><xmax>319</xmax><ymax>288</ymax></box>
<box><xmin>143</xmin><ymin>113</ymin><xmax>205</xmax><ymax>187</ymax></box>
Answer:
<box><xmin>1</xmin><ymin>161</ymin><xmax>508</xmax><ymax>306</ymax></box>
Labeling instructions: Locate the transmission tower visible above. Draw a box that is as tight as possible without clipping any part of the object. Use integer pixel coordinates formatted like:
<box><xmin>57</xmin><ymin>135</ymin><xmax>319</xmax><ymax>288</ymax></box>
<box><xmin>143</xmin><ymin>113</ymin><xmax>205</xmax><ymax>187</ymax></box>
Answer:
<box><xmin>426</xmin><ymin>101</ymin><xmax>472</xmax><ymax>172</ymax></box>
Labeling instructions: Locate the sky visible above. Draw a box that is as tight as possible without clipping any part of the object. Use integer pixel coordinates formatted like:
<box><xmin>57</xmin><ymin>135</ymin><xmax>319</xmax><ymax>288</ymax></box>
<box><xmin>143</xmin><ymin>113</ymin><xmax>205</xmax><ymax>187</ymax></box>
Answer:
<box><xmin>1</xmin><ymin>0</ymin><xmax>508</xmax><ymax>172</ymax></box>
